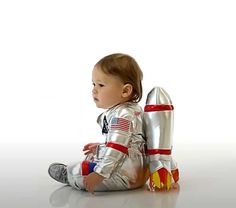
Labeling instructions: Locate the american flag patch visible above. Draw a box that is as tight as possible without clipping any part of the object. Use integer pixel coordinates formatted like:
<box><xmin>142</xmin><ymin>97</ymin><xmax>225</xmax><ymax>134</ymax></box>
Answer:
<box><xmin>110</xmin><ymin>117</ymin><xmax>130</xmax><ymax>132</ymax></box>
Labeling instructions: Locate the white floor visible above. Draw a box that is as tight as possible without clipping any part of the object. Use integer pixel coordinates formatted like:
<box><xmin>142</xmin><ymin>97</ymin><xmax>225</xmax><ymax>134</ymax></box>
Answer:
<box><xmin>1</xmin><ymin>141</ymin><xmax>236</xmax><ymax>208</ymax></box>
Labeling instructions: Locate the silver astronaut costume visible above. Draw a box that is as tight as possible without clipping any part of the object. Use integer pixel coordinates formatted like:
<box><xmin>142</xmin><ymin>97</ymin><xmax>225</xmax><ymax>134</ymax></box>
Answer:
<box><xmin>67</xmin><ymin>102</ymin><xmax>149</xmax><ymax>191</ymax></box>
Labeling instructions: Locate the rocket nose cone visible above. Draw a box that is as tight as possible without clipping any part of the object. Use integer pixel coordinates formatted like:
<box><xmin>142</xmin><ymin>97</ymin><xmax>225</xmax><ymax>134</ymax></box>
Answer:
<box><xmin>146</xmin><ymin>87</ymin><xmax>172</xmax><ymax>105</ymax></box>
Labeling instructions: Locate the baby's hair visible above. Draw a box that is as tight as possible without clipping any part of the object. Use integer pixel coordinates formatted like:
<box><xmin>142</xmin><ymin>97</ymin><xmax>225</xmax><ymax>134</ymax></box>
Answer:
<box><xmin>95</xmin><ymin>53</ymin><xmax>143</xmax><ymax>102</ymax></box>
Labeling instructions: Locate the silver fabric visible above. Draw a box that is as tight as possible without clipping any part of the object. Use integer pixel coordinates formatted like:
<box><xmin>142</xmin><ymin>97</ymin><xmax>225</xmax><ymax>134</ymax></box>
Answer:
<box><xmin>67</xmin><ymin>102</ymin><xmax>149</xmax><ymax>191</ymax></box>
<box><xmin>146</xmin><ymin>87</ymin><xmax>172</xmax><ymax>106</ymax></box>
<box><xmin>144</xmin><ymin>87</ymin><xmax>174</xmax><ymax>150</ymax></box>
<box><xmin>143</xmin><ymin>87</ymin><xmax>178</xmax><ymax>173</ymax></box>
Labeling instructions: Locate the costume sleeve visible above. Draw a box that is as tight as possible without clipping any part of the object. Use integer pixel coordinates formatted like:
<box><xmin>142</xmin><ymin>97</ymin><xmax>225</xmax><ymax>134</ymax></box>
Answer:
<box><xmin>94</xmin><ymin>109</ymin><xmax>133</xmax><ymax>178</ymax></box>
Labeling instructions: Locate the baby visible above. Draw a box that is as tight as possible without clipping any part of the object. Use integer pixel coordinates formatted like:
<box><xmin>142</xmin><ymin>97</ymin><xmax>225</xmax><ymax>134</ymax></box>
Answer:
<box><xmin>48</xmin><ymin>53</ymin><xmax>149</xmax><ymax>193</ymax></box>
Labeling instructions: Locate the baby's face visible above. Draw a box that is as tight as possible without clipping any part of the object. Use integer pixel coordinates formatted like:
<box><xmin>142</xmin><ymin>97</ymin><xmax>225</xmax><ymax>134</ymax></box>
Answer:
<box><xmin>92</xmin><ymin>67</ymin><xmax>127</xmax><ymax>109</ymax></box>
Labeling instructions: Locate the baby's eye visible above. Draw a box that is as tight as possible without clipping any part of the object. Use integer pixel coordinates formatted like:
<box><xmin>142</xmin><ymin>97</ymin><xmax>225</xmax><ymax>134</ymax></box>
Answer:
<box><xmin>92</xmin><ymin>83</ymin><xmax>104</xmax><ymax>87</ymax></box>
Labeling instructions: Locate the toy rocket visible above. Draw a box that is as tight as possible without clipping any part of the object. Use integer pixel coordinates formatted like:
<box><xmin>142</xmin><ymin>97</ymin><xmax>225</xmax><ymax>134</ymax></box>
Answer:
<box><xmin>144</xmin><ymin>87</ymin><xmax>179</xmax><ymax>190</ymax></box>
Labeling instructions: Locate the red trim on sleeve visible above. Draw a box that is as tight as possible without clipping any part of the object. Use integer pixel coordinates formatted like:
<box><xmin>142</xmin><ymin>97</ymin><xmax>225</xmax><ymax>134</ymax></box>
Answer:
<box><xmin>106</xmin><ymin>142</ymin><xmax>128</xmax><ymax>155</ymax></box>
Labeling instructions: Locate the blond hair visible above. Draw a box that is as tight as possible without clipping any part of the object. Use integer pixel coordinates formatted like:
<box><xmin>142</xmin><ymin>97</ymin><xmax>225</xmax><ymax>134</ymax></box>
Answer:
<box><xmin>95</xmin><ymin>53</ymin><xmax>143</xmax><ymax>102</ymax></box>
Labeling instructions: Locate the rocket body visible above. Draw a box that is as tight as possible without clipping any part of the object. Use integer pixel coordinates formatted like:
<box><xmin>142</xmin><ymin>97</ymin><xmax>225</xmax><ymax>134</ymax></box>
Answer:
<box><xmin>144</xmin><ymin>87</ymin><xmax>179</xmax><ymax>189</ymax></box>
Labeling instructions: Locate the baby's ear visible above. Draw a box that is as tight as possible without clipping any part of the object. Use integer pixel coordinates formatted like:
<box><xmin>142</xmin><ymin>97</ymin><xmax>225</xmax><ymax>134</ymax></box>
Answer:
<box><xmin>122</xmin><ymin>84</ymin><xmax>133</xmax><ymax>98</ymax></box>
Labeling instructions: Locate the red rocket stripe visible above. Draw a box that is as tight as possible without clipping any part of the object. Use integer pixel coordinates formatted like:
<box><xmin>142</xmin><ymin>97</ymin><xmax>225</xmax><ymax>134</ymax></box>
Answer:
<box><xmin>106</xmin><ymin>142</ymin><xmax>128</xmax><ymax>155</ymax></box>
<box><xmin>147</xmin><ymin>149</ymin><xmax>171</xmax><ymax>155</ymax></box>
<box><xmin>144</xmin><ymin>104</ymin><xmax>174</xmax><ymax>112</ymax></box>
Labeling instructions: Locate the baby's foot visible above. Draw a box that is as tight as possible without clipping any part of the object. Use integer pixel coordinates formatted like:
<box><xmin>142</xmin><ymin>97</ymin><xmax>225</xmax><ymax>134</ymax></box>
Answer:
<box><xmin>48</xmin><ymin>163</ymin><xmax>69</xmax><ymax>184</ymax></box>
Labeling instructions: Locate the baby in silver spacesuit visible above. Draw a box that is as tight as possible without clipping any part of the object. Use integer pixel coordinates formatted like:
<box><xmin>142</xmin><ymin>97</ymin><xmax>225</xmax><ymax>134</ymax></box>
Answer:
<box><xmin>48</xmin><ymin>53</ymin><xmax>149</xmax><ymax>193</ymax></box>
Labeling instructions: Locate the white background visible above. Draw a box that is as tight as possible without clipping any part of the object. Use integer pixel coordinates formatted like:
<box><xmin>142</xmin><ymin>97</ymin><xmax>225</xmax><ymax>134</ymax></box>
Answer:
<box><xmin>1</xmin><ymin>0</ymin><xmax>236</xmax><ymax>147</ymax></box>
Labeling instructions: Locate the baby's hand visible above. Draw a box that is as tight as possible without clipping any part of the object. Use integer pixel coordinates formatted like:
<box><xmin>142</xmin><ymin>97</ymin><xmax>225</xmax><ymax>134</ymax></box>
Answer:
<box><xmin>83</xmin><ymin>143</ymin><xmax>100</xmax><ymax>155</ymax></box>
<box><xmin>83</xmin><ymin>172</ymin><xmax>105</xmax><ymax>193</ymax></box>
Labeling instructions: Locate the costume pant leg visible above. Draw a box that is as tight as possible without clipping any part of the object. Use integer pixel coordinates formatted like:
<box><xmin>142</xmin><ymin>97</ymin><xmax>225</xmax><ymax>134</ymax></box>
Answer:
<box><xmin>67</xmin><ymin>152</ymin><xmax>148</xmax><ymax>192</ymax></box>
<box><xmin>67</xmin><ymin>161</ymin><xmax>130</xmax><ymax>191</ymax></box>
<box><xmin>67</xmin><ymin>161</ymin><xmax>108</xmax><ymax>191</ymax></box>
